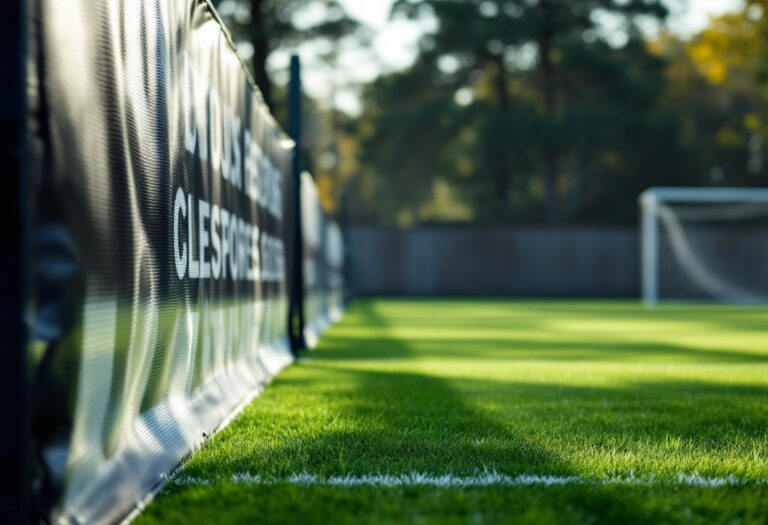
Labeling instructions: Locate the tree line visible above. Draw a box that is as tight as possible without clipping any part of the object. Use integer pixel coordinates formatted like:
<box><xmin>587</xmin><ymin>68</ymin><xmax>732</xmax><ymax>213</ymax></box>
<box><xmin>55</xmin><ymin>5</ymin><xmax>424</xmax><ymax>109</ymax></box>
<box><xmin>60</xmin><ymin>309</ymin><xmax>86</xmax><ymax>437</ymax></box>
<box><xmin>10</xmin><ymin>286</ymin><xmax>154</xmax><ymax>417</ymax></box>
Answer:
<box><xmin>215</xmin><ymin>0</ymin><xmax>768</xmax><ymax>226</ymax></box>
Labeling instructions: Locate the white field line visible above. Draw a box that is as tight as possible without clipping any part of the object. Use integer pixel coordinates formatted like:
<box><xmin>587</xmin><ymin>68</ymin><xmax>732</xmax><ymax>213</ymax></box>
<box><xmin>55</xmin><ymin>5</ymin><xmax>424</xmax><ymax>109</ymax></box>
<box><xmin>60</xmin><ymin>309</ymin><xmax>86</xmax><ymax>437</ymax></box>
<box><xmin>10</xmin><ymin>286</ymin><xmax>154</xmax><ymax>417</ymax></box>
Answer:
<box><xmin>170</xmin><ymin>471</ymin><xmax>766</xmax><ymax>488</ymax></box>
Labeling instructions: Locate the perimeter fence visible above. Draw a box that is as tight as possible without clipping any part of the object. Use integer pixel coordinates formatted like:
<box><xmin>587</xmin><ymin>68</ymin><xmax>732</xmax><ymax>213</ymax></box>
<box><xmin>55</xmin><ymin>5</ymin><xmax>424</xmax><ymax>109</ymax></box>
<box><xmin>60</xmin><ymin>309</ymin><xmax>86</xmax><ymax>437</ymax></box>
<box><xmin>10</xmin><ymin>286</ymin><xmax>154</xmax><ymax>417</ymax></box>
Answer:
<box><xmin>3</xmin><ymin>1</ymin><xmax>344</xmax><ymax>524</ymax></box>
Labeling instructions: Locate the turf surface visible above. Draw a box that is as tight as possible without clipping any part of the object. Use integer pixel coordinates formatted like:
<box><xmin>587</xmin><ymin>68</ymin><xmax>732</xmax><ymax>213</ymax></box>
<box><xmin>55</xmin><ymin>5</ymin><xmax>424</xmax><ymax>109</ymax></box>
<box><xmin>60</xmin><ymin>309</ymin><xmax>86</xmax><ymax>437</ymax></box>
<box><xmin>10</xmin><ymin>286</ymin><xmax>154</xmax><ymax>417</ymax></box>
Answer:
<box><xmin>136</xmin><ymin>299</ymin><xmax>768</xmax><ymax>524</ymax></box>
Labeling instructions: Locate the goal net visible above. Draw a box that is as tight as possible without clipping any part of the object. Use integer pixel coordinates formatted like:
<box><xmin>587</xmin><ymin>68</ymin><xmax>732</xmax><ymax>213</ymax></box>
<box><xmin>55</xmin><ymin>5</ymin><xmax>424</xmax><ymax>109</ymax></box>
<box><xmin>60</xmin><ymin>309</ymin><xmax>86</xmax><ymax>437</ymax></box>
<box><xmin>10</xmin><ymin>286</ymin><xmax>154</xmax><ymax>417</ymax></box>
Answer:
<box><xmin>640</xmin><ymin>187</ymin><xmax>768</xmax><ymax>305</ymax></box>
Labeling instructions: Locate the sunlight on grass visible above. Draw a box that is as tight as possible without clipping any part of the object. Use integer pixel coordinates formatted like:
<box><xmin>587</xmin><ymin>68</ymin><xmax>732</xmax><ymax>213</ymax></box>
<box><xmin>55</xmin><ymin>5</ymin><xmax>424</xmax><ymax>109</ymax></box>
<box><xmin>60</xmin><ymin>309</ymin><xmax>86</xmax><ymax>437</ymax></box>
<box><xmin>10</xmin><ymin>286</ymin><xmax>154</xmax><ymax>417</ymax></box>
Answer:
<box><xmin>136</xmin><ymin>299</ymin><xmax>768</xmax><ymax>525</ymax></box>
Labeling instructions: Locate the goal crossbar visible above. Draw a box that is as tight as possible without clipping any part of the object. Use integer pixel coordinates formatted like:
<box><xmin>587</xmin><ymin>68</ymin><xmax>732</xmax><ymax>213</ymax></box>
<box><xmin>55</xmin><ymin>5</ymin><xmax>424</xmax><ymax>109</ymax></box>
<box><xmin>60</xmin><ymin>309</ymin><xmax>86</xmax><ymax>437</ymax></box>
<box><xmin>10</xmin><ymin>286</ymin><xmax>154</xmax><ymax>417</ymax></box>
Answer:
<box><xmin>639</xmin><ymin>187</ymin><xmax>768</xmax><ymax>306</ymax></box>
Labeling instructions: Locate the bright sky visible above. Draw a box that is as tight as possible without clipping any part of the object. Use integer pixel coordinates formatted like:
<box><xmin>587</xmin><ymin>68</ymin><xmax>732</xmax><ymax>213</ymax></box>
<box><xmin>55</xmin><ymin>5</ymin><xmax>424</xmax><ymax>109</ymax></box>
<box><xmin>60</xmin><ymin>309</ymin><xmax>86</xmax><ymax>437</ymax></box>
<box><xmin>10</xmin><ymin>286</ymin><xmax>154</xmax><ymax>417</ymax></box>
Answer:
<box><xmin>288</xmin><ymin>0</ymin><xmax>745</xmax><ymax>115</ymax></box>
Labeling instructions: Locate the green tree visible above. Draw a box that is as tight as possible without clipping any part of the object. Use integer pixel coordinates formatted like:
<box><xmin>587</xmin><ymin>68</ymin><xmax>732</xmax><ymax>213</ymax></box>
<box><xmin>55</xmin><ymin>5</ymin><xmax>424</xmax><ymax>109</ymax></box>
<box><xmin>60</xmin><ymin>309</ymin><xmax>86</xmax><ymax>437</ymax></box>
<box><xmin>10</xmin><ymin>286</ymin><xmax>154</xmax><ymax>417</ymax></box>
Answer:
<box><xmin>392</xmin><ymin>0</ymin><xmax>670</xmax><ymax>223</ymax></box>
<box><xmin>352</xmin><ymin>58</ymin><xmax>461</xmax><ymax>225</ymax></box>
<box><xmin>213</xmin><ymin>0</ymin><xmax>362</xmax><ymax>108</ymax></box>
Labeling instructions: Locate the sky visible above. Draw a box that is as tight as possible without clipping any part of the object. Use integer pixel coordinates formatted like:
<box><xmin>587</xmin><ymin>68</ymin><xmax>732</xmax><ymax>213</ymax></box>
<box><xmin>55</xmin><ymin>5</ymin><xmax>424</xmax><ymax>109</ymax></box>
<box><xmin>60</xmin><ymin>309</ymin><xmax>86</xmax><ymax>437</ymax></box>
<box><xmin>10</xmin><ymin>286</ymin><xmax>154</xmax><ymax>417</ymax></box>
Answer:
<box><xmin>282</xmin><ymin>0</ymin><xmax>745</xmax><ymax>115</ymax></box>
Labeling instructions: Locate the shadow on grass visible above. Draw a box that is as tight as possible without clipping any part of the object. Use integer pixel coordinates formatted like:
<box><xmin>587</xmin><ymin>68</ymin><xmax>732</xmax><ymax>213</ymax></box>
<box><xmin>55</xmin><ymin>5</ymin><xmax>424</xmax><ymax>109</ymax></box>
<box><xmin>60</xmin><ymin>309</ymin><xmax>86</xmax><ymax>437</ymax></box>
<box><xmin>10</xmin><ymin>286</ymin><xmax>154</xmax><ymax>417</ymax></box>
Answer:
<box><xmin>147</xmin><ymin>299</ymin><xmax>768</xmax><ymax>524</ymax></box>
<box><xmin>243</xmin><ymin>299</ymin><xmax>768</xmax><ymax>474</ymax></box>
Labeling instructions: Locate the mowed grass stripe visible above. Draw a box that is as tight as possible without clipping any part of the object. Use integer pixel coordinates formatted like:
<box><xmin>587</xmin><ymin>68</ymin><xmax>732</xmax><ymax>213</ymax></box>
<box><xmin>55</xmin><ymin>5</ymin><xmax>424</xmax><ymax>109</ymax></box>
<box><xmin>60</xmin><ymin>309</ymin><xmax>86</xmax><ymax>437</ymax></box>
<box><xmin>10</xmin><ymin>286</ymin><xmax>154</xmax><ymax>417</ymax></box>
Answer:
<box><xmin>137</xmin><ymin>299</ymin><xmax>768</xmax><ymax>525</ymax></box>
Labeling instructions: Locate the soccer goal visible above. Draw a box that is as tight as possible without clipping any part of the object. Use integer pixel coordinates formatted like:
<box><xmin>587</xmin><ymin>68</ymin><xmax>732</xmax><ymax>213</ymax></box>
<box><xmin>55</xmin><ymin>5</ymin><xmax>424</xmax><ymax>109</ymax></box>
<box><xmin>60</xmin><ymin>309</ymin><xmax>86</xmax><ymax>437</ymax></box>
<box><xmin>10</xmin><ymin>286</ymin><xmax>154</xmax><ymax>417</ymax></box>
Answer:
<box><xmin>640</xmin><ymin>187</ymin><xmax>768</xmax><ymax>306</ymax></box>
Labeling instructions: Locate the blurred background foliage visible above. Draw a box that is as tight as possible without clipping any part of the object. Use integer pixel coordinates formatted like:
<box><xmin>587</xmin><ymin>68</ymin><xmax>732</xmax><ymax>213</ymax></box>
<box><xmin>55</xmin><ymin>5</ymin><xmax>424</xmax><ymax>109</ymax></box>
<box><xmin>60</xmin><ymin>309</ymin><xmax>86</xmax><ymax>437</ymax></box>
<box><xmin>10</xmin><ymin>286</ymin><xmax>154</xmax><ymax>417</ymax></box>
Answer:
<box><xmin>214</xmin><ymin>0</ymin><xmax>768</xmax><ymax>226</ymax></box>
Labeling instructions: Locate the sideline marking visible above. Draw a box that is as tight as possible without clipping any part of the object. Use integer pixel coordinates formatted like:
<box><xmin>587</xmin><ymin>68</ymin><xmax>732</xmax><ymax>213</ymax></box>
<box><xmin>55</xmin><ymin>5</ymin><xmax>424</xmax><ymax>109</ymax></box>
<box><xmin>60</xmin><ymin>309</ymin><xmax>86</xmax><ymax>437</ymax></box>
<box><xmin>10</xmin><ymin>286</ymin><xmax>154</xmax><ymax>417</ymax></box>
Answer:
<box><xmin>171</xmin><ymin>471</ymin><xmax>765</xmax><ymax>488</ymax></box>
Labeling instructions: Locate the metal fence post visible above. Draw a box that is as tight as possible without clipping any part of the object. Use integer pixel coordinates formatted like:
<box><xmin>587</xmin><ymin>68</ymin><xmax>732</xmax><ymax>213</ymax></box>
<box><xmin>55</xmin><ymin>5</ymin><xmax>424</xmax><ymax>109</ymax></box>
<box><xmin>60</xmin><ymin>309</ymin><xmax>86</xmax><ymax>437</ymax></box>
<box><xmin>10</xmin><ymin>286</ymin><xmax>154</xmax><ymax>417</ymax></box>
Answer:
<box><xmin>288</xmin><ymin>54</ymin><xmax>306</xmax><ymax>352</ymax></box>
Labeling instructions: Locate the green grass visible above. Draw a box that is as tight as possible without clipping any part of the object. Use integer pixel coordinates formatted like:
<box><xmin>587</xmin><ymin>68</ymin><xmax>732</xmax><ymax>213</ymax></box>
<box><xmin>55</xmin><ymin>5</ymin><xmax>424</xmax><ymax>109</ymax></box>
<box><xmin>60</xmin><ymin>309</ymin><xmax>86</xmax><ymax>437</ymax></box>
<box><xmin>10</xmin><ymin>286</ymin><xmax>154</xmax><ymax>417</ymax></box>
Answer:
<box><xmin>136</xmin><ymin>299</ymin><xmax>768</xmax><ymax>524</ymax></box>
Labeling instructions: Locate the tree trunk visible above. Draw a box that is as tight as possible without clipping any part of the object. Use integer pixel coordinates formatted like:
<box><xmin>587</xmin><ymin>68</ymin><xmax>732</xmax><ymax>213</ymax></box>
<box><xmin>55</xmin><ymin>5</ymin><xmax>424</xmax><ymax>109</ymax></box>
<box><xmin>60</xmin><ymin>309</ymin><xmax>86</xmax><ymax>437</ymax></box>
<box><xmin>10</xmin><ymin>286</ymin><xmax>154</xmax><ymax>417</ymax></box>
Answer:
<box><xmin>250</xmin><ymin>0</ymin><xmax>272</xmax><ymax>109</ymax></box>
<box><xmin>492</xmin><ymin>53</ymin><xmax>510</xmax><ymax>222</ymax></box>
<box><xmin>539</xmin><ymin>0</ymin><xmax>560</xmax><ymax>225</ymax></box>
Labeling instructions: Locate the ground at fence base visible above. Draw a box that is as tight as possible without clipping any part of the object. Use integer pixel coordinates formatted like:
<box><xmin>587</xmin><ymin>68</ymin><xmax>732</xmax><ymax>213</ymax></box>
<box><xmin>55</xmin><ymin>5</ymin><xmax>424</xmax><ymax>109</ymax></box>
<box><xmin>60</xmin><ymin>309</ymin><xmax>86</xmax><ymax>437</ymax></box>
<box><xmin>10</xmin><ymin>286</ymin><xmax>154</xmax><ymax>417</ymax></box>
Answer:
<box><xmin>135</xmin><ymin>299</ymin><xmax>768</xmax><ymax>525</ymax></box>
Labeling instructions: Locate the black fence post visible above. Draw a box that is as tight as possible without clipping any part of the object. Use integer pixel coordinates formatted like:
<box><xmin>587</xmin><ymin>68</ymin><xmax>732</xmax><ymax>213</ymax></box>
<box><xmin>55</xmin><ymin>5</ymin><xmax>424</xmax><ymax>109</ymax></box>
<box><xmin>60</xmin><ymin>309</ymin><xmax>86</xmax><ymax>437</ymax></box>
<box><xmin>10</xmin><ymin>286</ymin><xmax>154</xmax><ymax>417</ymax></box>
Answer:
<box><xmin>0</xmin><ymin>0</ymin><xmax>30</xmax><ymax>523</ymax></box>
<box><xmin>288</xmin><ymin>54</ymin><xmax>306</xmax><ymax>353</ymax></box>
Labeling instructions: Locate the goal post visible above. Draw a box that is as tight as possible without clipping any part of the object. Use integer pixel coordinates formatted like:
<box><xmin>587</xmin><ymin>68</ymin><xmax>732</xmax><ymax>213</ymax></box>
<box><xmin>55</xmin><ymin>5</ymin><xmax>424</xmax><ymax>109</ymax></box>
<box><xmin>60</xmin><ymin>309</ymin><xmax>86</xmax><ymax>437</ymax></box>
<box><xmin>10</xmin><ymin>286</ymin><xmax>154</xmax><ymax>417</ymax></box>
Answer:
<box><xmin>639</xmin><ymin>187</ymin><xmax>768</xmax><ymax>306</ymax></box>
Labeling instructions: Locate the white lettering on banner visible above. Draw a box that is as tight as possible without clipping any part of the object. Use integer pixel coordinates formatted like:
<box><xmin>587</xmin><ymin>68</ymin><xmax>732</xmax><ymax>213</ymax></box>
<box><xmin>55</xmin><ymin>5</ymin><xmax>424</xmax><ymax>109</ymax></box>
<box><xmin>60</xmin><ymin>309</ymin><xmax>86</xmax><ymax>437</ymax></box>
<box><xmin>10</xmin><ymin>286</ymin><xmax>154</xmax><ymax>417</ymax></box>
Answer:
<box><xmin>221</xmin><ymin>208</ymin><xmax>230</xmax><ymax>280</ymax></box>
<box><xmin>172</xmin><ymin>188</ymin><xmax>285</xmax><ymax>283</ymax></box>
<box><xmin>181</xmin><ymin>56</ymin><xmax>283</xmax><ymax>220</ymax></box>
<box><xmin>249</xmin><ymin>225</ymin><xmax>260</xmax><ymax>281</ymax></box>
<box><xmin>211</xmin><ymin>204</ymin><xmax>221</xmax><ymax>279</ymax></box>
<box><xmin>174</xmin><ymin>56</ymin><xmax>287</xmax><ymax>283</ymax></box>
<box><xmin>244</xmin><ymin>129</ymin><xmax>259</xmax><ymax>202</ymax></box>
<box><xmin>230</xmin><ymin>114</ymin><xmax>242</xmax><ymax>190</ymax></box>
<box><xmin>209</xmin><ymin>86</ymin><xmax>222</xmax><ymax>175</ymax></box>
<box><xmin>174</xmin><ymin>188</ymin><xmax>187</xmax><ymax>279</ymax></box>
<box><xmin>182</xmin><ymin>53</ymin><xmax>197</xmax><ymax>155</ymax></box>
<box><xmin>198</xmin><ymin>199</ymin><xmax>211</xmax><ymax>279</ymax></box>
<box><xmin>187</xmin><ymin>193</ymin><xmax>200</xmax><ymax>279</ymax></box>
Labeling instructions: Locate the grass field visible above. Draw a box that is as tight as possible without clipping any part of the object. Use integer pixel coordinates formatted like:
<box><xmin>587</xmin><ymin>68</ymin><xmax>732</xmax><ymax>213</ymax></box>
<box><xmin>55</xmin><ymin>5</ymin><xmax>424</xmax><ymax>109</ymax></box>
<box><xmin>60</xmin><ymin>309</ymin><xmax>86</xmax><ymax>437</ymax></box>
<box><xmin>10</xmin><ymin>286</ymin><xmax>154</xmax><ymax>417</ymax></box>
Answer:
<box><xmin>136</xmin><ymin>299</ymin><xmax>768</xmax><ymax>524</ymax></box>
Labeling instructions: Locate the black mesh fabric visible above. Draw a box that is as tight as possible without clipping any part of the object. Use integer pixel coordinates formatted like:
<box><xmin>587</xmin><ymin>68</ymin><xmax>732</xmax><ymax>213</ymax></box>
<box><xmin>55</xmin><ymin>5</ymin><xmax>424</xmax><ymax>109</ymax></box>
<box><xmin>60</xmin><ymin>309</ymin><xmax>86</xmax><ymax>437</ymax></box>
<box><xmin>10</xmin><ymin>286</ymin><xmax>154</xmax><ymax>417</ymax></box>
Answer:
<box><xmin>300</xmin><ymin>172</ymin><xmax>345</xmax><ymax>347</ymax></box>
<box><xmin>28</xmin><ymin>1</ymin><xmax>304</xmax><ymax>523</ymax></box>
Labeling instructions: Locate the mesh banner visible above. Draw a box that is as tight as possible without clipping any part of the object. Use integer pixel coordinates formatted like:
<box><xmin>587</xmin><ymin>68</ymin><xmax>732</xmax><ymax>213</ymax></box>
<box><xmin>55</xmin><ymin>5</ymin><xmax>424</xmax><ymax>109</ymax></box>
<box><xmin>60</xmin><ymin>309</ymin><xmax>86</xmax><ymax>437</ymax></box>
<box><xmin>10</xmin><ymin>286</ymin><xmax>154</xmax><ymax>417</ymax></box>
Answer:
<box><xmin>324</xmin><ymin>221</ymin><xmax>345</xmax><ymax>321</ymax></box>
<box><xmin>27</xmin><ymin>1</ymin><xmax>298</xmax><ymax>523</ymax></box>
<box><xmin>300</xmin><ymin>172</ymin><xmax>345</xmax><ymax>347</ymax></box>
